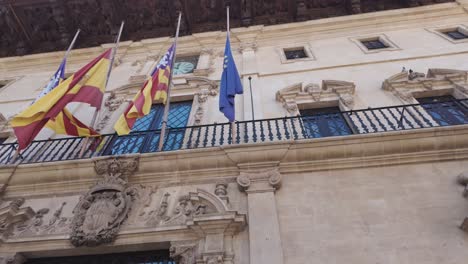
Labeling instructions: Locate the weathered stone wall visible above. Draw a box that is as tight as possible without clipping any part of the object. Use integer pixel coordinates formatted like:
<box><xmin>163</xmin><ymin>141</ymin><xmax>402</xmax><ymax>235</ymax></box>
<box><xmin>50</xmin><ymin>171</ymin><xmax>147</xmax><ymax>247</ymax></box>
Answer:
<box><xmin>277</xmin><ymin>160</ymin><xmax>468</xmax><ymax>264</ymax></box>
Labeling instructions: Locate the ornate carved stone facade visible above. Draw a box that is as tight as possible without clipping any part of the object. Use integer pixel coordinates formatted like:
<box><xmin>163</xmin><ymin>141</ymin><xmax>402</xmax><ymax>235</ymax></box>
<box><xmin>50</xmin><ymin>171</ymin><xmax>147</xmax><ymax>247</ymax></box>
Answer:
<box><xmin>276</xmin><ymin>80</ymin><xmax>356</xmax><ymax>115</ymax></box>
<box><xmin>382</xmin><ymin>68</ymin><xmax>468</xmax><ymax>103</ymax></box>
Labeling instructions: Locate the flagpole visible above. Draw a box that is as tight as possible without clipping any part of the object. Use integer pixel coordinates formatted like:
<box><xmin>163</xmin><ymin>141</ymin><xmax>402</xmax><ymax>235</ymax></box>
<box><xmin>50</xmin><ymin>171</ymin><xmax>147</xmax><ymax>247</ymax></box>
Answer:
<box><xmin>158</xmin><ymin>12</ymin><xmax>182</xmax><ymax>152</ymax></box>
<box><xmin>64</xmin><ymin>29</ymin><xmax>81</xmax><ymax>61</ymax></box>
<box><xmin>12</xmin><ymin>29</ymin><xmax>82</xmax><ymax>160</ymax></box>
<box><xmin>226</xmin><ymin>6</ymin><xmax>237</xmax><ymax>143</ymax></box>
<box><xmin>79</xmin><ymin>21</ymin><xmax>125</xmax><ymax>157</ymax></box>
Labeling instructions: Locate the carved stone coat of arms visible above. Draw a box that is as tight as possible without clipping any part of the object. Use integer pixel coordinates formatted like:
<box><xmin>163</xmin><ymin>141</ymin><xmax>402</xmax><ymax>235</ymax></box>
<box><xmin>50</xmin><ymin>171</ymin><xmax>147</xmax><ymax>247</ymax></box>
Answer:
<box><xmin>70</xmin><ymin>157</ymin><xmax>138</xmax><ymax>247</ymax></box>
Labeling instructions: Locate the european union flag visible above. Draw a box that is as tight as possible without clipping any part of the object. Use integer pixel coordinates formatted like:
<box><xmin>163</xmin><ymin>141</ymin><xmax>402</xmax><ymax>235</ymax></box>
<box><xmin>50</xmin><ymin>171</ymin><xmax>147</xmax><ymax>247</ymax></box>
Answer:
<box><xmin>219</xmin><ymin>35</ymin><xmax>243</xmax><ymax>122</ymax></box>
<box><xmin>35</xmin><ymin>59</ymin><xmax>66</xmax><ymax>102</ymax></box>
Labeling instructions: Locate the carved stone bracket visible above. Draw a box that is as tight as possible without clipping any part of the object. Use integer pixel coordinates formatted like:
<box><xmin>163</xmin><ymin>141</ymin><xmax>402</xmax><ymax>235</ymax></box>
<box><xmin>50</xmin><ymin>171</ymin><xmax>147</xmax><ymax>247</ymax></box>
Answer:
<box><xmin>170</xmin><ymin>240</ymin><xmax>198</xmax><ymax>264</ymax></box>
<box><xmin>382</xmin><ymin>68</ymin><xmax>468</xmax><ymax>103</ymax></box>
<box><xmin>276</xmin><ymin>80</ymin><xmax>356</xmax><ymax>115</ymax></box>
<box><xmin>237</xmin><ymin>169</ymin><xmax>282</xmax><ymax>193</ymax></box>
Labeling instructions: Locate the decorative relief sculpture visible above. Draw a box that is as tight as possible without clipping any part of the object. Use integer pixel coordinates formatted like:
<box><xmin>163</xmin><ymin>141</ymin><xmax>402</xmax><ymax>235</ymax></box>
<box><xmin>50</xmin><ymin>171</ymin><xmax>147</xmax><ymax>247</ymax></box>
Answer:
<box><xmin>0</xmin><ymin>198</ymin><xmax>35</xmax><ymax>241</ymax></box>
<box><xmin>457</xmin><ymin>172</ymin><xmax>468</xmax><ymax>232</ymax></box>
<box><xmin>276</xmin><ymin>80</ymin><xmax>356</xmax><ymax>115</ymax></box>
<box><xmin>69</xmin><ymin>157</ymin><xmax>139</xmax><ymax>247</ymax></box>
<box><xmin>382</xmin><ymin>68</ymin><xmax>468</xmax><ymax>103</ymax></box>
<box><xmin>96</xmin><ymin>92</ymin><xmax>125</xmax><ymax>132</ymax></box>
<box><xmin>170</xmin><ymin>240</ymin><xmax>197</xmax><ymax>264</ymax></box>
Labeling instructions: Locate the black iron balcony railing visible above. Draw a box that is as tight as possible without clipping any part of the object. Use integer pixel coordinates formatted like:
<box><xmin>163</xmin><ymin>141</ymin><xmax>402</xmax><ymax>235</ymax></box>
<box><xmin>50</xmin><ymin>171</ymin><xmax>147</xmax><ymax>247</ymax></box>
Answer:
<box><xmin>1</xmin><ymin>99</ymin><xmax>467</xmax><ymax>165</ymax></box>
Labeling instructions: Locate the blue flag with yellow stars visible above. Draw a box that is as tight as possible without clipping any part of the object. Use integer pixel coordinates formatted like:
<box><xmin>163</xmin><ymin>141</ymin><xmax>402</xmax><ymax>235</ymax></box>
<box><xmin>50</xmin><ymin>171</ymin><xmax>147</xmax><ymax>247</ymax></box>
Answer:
<box><xmin>219</xmin><ymin>35</ymin><xmax>243</xmax><ymax>122</ymax></box>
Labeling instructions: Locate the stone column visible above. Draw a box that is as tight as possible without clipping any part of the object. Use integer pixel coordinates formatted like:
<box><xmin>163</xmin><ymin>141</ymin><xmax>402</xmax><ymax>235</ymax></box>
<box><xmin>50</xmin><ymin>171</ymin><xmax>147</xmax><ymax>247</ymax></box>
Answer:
<box><xmin>237</xmin><ymin>169</ymin><xmax>283</xmax><ymax>264</ymax></box>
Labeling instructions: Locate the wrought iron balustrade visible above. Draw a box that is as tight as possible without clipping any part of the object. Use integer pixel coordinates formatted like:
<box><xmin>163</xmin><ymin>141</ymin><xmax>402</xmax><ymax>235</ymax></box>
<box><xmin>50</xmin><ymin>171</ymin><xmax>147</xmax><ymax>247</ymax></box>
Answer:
<box><xmin>1</xmin><ymin>99</ymin><xmax>467</xmax><ymax>165</ymax></box>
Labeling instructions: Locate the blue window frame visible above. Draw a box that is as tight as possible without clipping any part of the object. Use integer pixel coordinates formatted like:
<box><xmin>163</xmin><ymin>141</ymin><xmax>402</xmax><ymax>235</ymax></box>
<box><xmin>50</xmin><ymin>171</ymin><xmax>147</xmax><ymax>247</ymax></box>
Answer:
<box><xmin>107</xmin><ymin>101</ymin><xmax>192</xmax><ymax>155</ymax></box>
<box><xmin>417</xmin><ymin>96</ymin><xmax>468</xmax><ymax>126</ymax></box>
<box><xmin>300</xmin><ymin>107</ymin><xmax>352</xmax><ymax>138</ymax></box>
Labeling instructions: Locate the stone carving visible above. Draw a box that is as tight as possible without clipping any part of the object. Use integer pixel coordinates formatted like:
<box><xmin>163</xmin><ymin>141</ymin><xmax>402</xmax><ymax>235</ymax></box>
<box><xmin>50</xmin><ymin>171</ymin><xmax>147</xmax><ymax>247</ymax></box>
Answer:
<box><xmin>0</xmin><ymin>199</ymin><xmax>35</xmax><ymax>241</ymax></box>
<box><xmin>237</xmin><ymin>169</ymin><xmax>282</xmax><ymax>192</ymax></box>
<box><xmin>276</xmin><ymin>80</ymin><xmax>356</xmax><ymax>114</ymax></box>
<box><xmin>457</xmin><ymin>171</ymin><xmax>468</xmax><ymax>232</ymax></box>
<box><xmin>170</xmin><ymin>240</ymin><xmax>197</xmax><ymax>264</ymax></box>
<box><xmin>15</xmin><ymin>208</ymin><xmax>50</xmax><ymax>236</ymax></box>
<box><xmin>69</xmin><ymin>157</ymin><xmax>139</xmax><ymax>247</ymax></box>
<box><xmin>145</xmin><ymin>192</ymin><xmax>171</xmax><ymax>226</ymax></box>
<box><xmin>214</xmin><ymin>182</ymin><xmax>229</xmax><ymax>204</ymax></box>
<box><xmin>382</xmin><ymin>68</ymin><xmax>468</xmax><ymax>103</ymax></box>
<box><xmin>96</xmin><ymin>92</ymin><xmax>124</xmax><ymax>132</ymax></box>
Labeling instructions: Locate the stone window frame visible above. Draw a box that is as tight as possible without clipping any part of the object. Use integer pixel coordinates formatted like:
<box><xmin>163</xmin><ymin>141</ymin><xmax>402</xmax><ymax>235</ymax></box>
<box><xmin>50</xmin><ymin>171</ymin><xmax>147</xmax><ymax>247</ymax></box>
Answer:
<box><xmin>350</xmin><ymin>34</ymin><xmax>401</xmax><ymax>54</ymax></box>
<box><xmin>276</xmin><ymin>43</ymin><xmax>316</xmax><ymax>64</ymax></box>
<box><xmin>276</xmin><ymin>80</ymin><xmax>356</xmax><ymax>116</ymax></box>
<box><xmin>427</xmin><ymin>24</ymin><xmax>468</xmax><ymax>44</ymax></box>
<box><xmin>0</xmin><ymin>78</ymin><xmax>15</xmax><ymax>93</ymax></box>
<box><xmin>382</xmin><ymin>68</ymin><xmax>468</xmax><ymax>104</ymax></box>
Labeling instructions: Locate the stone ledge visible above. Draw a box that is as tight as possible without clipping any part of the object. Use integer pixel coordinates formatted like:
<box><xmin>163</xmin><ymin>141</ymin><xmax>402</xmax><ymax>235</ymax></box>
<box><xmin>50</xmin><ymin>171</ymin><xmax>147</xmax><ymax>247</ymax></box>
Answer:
<box><xmin>2</xmin><ymin>125</ymin><xmax>468</xmax><ymax>198</ymax></box>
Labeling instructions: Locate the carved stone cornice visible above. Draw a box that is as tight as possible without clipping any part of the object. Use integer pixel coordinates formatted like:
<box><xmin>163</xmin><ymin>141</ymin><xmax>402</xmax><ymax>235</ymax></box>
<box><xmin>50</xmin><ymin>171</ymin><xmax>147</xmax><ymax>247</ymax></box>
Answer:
<box><xmin>382</xmin><ymin>68</ymin><xmax>468</xmax><ymax>103</ymax></box>
<box><xmin>237</xmin><ymin>169</ymin><xmax>282</xmax><ymax>193</ymax></box>
<box><xmin>276</xmin><ymin>80</ymin><xmax>356</xmax><ymax>114</ymax></box>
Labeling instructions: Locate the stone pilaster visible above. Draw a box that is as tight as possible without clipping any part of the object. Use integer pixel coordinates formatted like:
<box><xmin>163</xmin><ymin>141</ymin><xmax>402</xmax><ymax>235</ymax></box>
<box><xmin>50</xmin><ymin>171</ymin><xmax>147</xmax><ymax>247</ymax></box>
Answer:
<box><xmin>237</xmin><ymin>169</ymin><xmax>283</xmax><ymax>264</ymax></box>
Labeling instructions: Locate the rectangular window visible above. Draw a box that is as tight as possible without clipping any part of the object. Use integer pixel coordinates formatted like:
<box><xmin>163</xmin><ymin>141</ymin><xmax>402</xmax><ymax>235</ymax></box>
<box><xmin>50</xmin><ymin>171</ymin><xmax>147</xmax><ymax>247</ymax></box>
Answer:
<box><xmin>24</xmin><ymin>250</ymin><xmax>174</xmax><ymax>264</ymax></box>
<box><xmin>284</xmin><ymin>48</ymin><xmax>307</xmax><ymax>60</ymax></box>
<box><xmin>361</xmin><ymin>39</ymin><xmax>388</xmax><ymax>50</ymax></box>
<box><xmin>300</xmin><ymin>107</ymin><xmax>352</xmax><ymax>138</ymax></box>
<box><xmin>417</xmin><ymin>96</ymin><xmax>468</xmax><ymax>126</ymax></box>
<box><xmin>444</xmin><ymin>29</ymin><xmax>468</xmax><ymax>40</ymax></box>
<box><xmin>174</xmin><ymin>56</ymin><xmax>199</xmax><ymax>75</ymax></box>
<box><xmin>108</xmin><ymin>101</ymin><xmax>192</xmax><ymax>155</ymax></box>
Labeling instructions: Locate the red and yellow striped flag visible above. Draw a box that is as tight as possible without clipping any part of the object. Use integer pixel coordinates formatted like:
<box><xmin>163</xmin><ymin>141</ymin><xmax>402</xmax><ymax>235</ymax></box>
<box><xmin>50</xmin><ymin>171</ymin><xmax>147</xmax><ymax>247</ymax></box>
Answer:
<box><xmin>114</xmin><ymin>44</ymin><xmax>175</xmax><ymax>135</ymax></box>
<box><xmin>45</xmin><ymin>108</ymin><xmax>100</xmax><ymax>137</ymax></box>
<box><xmin>11</xmin><ymin>49</ymin><xmax>112</xmax><ymax>150</ymax></box>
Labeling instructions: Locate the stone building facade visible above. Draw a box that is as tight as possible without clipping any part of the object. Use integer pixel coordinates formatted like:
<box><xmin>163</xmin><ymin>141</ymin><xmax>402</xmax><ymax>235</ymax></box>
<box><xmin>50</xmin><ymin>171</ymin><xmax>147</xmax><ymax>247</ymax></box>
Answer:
<box><xmin>1</xmin><ymin>1</ymin><xmax>468</xmax><ymax>264</ymax></box>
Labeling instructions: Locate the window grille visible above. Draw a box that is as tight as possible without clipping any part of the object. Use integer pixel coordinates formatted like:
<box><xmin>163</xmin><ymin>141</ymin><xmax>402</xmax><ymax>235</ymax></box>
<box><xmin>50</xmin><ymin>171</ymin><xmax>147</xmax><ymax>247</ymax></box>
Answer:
<box><xmin>361</xmin><ymin>39</ymin><xmax>388</xmax><ymax>50</ymax></box>
<box><xmin>300</xmin><ymin>107</ymin><xmax>352</xmax><ymax>138</ymax></box>
<box><xmin>107</xmin><ymin>101</ymin><xmax>193</xmax><ymax>155</ymax></box>
<box><xmin>417</xmin><ymin>96</ymin><xmax>468</xmax><ymax>126</ymax></box>
<box><xmin>284</xmin><ymin>48</ymin><xmax>308</xmax><ymax>60</ymax></box>
<box><xmin>443</xmin><ymin>29</ymin><xmax>468</xmax><ymax>40</ymax></box>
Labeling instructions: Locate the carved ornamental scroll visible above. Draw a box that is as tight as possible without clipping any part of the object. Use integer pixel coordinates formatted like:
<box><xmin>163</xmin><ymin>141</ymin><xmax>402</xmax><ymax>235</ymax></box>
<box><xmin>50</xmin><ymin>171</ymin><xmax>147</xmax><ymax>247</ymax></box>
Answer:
<box><xmin>382</xmin><ymin>68</ymin><xmax>468</xmax><ymax>103</ymax></box>
<box><xmin>276</xmin><ymin>80</ymin><xmax>356</xmax><ymax>115</ymax></box>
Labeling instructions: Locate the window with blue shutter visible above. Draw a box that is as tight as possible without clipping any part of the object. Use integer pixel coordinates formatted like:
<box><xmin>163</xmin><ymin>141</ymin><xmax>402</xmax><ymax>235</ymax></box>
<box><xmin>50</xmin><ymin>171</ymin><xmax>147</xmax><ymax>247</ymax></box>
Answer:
<box><xmin>417</xmin><ymin>96</ymin><xmax>468</xmax><ymax>126</ymax></box>
<box><xmin>107</xmin><ymin>101</ymin><xmax>192</xmax><ymax>155</ymax></box>
<box><xmin>300</xmin><ymin>107</ymin><xmax>352</xmax><ymax>138</ymax></box>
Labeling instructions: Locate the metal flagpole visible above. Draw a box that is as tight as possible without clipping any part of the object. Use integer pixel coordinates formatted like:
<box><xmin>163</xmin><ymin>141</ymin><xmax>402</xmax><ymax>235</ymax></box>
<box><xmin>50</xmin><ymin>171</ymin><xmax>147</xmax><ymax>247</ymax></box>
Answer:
<box><xmin>79</xmin><ymin>21</ymin><xmax>125</xmax><ymax>157</ymax></box>
<box><xmin>226</xmin><ymin>6</ymin><xmax>237</xmax><ymax>143</ymax></box>
<box><xmin>158</xmin><ymin>12</ymin><xmax>182</xmax><ymax>152</ymax></box>
<box><xmin>12</xmin><ymin>29</ymin><xmax>82</xmax><ymax>161</ymax></box>
<box><xmin>64</xmin><ymin>29</ymin><xmax>81</xmax><ymax>61</ymax></box>
<box><xmin>248</xmin><ymin>76</ymin><xmax>255</xmax><ymax>120</ymax></box>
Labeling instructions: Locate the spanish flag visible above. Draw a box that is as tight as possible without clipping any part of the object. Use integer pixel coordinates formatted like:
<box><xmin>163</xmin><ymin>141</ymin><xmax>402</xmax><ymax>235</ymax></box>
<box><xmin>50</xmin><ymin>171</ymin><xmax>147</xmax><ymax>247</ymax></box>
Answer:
<box><xmin>114</xmin><ymin>43</ymin><xmax>175</xmax><ymax>135</ymax></box>
<box><xmin>11</xmin><ymin>49</ymin><xmax>112</xmax><ymax>150</ymax></box>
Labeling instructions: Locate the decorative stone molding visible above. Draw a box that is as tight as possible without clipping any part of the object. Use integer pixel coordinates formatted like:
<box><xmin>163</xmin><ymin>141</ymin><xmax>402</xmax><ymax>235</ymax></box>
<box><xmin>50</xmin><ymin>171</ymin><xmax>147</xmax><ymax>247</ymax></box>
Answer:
<box><xmin>382</xmin><ymin>68</ymin><xmax>468</xmax><ymax>103</ymax></box>
<box><xmin>457</xmin><ymin>171</ymin><xmax>468</xmax><ymax>232</ymax></box>
<box><xmin>95</xmin><ymin>92</ymin><xmax>125</xmax><ymax>132</ymax></box>
<box><xmin>69</xmin><ymin>156</ymin><xmax>139</xmax><ymax>247</ymax></box>
<box><xmin>0</xmin><ymin>198</ymin><xmax>35</xmax><ymax>242</ymax></box>
<box><xmin>276</xmin><ymin>80</ymin><xmax>356</xmax><ymax>115</ymax></box>
<box><xmin>237</xmin><ymin>169</ymin><xmax>282</xmax><ymax>193</ymax></box>
<box><xmin>0</xmin><ymin>253</ymin><xmax>26</xmax><ymax>264</ymax></box>
<box><xmin>170</xmin><ymin>240</ymin><xmax>197</xmax><ymax>264</ymax></box>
